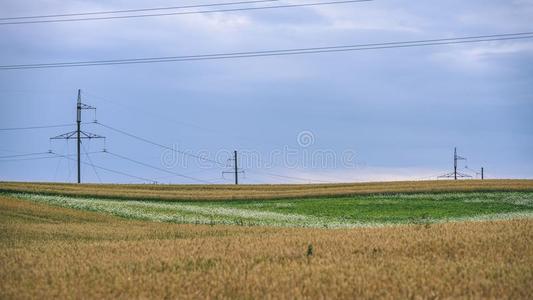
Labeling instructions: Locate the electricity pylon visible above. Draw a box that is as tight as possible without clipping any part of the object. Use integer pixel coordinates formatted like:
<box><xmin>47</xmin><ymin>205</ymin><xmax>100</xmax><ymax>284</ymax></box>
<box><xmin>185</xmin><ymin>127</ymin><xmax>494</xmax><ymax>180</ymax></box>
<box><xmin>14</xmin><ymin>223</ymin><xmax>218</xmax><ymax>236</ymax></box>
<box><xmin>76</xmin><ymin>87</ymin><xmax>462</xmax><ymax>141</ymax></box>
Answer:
<box><xmin>438</xmin><ymin>147</ymin><xmax>472</xmax><ymax>180</ymax></box>
<box><xmin>51</xmin><ymin>89</ymin><xmax>105</xmax><ymax>183</ymax></box>
<box><xmin>222</xmin><ymin>150</ymin><xmax>244</xmax><ymax>185</ymax></box>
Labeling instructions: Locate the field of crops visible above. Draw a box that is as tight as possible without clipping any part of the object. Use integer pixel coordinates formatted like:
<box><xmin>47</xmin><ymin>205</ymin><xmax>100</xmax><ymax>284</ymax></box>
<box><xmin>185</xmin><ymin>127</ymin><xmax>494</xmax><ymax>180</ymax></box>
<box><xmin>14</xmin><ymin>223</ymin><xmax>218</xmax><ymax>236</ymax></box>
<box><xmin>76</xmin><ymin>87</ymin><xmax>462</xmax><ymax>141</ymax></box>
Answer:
<box><xmin>2</xmin><ymin>179</ymin><xmax>532</xmax><ymax>201</ymax></box>
<box><xmin>10</xmin><ymin>191</ymin><xmax>533</xmax><ymax>227</ymax></box>
<box><xmin>1</xmin><ymin>180</ymin><xmax>533</xmax><ymax>298</ymax></box>
<box><xmin>1</xmin><ymin>194</ymin><xmax>532</xmax><ymax>299</ymax></box>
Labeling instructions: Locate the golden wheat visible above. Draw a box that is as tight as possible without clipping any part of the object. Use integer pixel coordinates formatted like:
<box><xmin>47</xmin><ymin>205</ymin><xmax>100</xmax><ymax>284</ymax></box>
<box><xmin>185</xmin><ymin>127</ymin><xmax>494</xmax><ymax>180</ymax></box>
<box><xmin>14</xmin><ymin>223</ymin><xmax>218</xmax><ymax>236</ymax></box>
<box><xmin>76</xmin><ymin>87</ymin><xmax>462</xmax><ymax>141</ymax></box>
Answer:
<box><xmin>1</xmin><ymin>195</ymin><xmax>531</xmax><ymax>299</ymax></box>
<box><xmin>1</xmin><ymin>179</ymin><xmax>532</xmax><ymax>201</ymax></box>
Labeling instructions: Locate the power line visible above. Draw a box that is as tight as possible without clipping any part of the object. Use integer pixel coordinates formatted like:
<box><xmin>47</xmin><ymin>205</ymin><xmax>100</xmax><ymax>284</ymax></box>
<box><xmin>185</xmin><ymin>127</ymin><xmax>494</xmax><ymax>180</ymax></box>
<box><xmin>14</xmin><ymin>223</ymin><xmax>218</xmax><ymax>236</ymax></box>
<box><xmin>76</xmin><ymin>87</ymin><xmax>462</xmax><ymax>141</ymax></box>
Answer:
<box><xmin>85</xmin><ymin>90</ymin><xmax>284</xmax><ymax>154</ymax></box>
<box><xmin>0</xmin><ymin>0</ymin><xmax>278</xmax><ymax>20</ymax></box>
<box><xmin>104</xmin><ymin>150</ymin><xmax>213</xmax><ymax>184</ymax></box>
<box><xmin>96</xmin><ymin>121</ymin><xmax>226</xmax><ymax>167</ymax></box>
<box><xmin>2</xmin><ymin>32</ymin><xmax>532</xmax><ymax>70</ymax></box>
<box><xmin>232</xmin><ymin>151</ymin><xmax>340</xmax><ymax>183</ymax></box>
<box><xmin>412</xmin><ymin>173</ymin><xmax>447</xmax><ymax>181</ymax></box>
<box><xmin>0</xmin><ymin>148</ymin><xmax>22</xmax><ymax>154</ymax></box>
<box><xmin>84</xmin><ymin>91</ymin><xmax>227</xmax><ymax>138</ymax></box>
<box><xmin>53</xmin><ymin>143</ymin><xmax>68</xmax><ymax>181</ymax></box>
<box><xmin>81</xmin><ymin>142</ymin><xmax>102</xmax><ymax>183</ymax></box>
<box><xmin>84</xmin><ymin>91</ymin><xmax>284</xmax><ymax>173</ymax></box>
<box><xmin>0</xmin><ymin>155</ymin><xmax>59</xmax><ymax>162</ymax></box>
<box><xmin>0</xmin><ymin>123</ymin><xmax>76</xmax><ymax>131</ymax></box>
<box><xmin>152</xmin><ymin>167</ymin><xmax>218</xmax><ymax>181</ymax></box>
<box><xmin>464</xmin><ymin>165</ymin><xmax>483</xmax><ymax>179</ymax></box>
<box><xmin>0</xmin><ymin>151</ymin><xmax>51</xmax><ymax>159</ymax></box>
<box><xmin>0</xmin><ymin>151</ymin><xmax>102</xmax><ymax>162</ymax></box>
<box><xmin>0</xmin><ymin>0</ymin><xmax>371</xmax><ymax>25</ymax></box>
<box><xmin>246</xmin><ymin>169</ymin><xmax>336</xmax><ymax>183</ymax></box>
<box><xmin>52</xmin><ymin>151</ymin><xmax>157</xmax><ymax>183</ymax></box>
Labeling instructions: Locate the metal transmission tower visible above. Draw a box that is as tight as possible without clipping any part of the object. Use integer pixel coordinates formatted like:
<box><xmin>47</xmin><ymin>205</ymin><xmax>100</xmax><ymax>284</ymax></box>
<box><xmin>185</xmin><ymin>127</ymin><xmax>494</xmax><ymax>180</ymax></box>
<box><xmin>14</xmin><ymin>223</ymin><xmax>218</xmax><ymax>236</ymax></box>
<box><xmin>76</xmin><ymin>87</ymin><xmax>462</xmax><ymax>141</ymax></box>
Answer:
<box><xmin>51</xmin><ymin>89</ymin><xmax>105</xmax><ymax>183</ymax></box>
<box><xmin>438</xmin><ymin>147</ymin><xmax>472</xmax><ymax>180</ymax></box>
<box><xmin>223</xmin><ymin>150</ymin><xmax>244</xmax><ymax>185</ymax></box>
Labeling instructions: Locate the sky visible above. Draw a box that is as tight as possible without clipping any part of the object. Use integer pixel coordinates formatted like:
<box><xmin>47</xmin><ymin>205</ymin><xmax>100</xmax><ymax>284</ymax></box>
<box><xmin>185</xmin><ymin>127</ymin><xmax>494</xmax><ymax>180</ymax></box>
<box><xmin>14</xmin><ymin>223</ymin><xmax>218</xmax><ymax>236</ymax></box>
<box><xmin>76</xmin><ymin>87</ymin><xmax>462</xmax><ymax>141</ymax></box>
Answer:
<box><xmin>0</xmin><ymin>0</ymin><xmax>532</xmax><ymax>184</ymax></box>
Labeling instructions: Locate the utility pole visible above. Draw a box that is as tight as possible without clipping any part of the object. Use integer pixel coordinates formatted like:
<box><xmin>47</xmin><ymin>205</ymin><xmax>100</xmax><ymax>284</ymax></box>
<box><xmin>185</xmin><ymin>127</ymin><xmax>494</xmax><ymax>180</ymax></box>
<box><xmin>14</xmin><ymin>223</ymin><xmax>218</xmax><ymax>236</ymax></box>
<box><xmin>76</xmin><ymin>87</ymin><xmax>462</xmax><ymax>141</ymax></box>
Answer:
<box><xmin>51</xmin><ymin>89</ymin><xmax>105</xmax><ymax>183</ymax></box>
<box><xmin>234</xmin><ymin>150</ymin><xmax>239</xmax><ymax>185</ymax></box>
<box><xmin>76</xmin><ymin>90</ymin><xmax>82</xmax><ymax>184</ymax></box>
<box><xmin>454</xmin><ymin>147</ymin><xmax>457</xmax><ymax>180</ymax></box>
<box><xmin>223</xmin><ymin>150</ymin><xmax>244</xmax><ymax>185</ymax></box>
<box><xmin>438</xmin><ymin>147</ymin><xmax>472</xmax><ymax>180</ymax></box>
<box><xmin>481</xmin><ymin>167</ymin><xmax>484</xmax><ymax>180</ymax></box>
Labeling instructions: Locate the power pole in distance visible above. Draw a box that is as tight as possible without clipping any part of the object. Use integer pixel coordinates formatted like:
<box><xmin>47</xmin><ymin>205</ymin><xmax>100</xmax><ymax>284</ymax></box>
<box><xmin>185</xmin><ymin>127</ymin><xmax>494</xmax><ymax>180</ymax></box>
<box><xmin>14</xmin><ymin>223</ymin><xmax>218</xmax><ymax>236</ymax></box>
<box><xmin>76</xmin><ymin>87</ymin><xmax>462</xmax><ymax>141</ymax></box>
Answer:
<box><xmin>234</xmin><ymin>150</ymin><xmax>239</xmax><ymax>185</ymax></box>
<box><xmin>454</xmin><ymin>147</ymin><xmax>458</xmax><ymax>180</ymax></box>
<box><xmin>438</xmin><ymin>147</ymin><xmax>472</xmax><ymax>180</ymax></box>
<box><xmin>51</xmin><ymin>89</ymin><xmax>105</xmax><ymax>183</ymax></box>
<box><xmin>223</xmin><ymin>150</ymin><xmax>244</xmax><ymax>185</ymax></box>
<box><xmin>481</xmin><ymin>167</ymin><xmax>484</xmax><ymax>180</ymax></box>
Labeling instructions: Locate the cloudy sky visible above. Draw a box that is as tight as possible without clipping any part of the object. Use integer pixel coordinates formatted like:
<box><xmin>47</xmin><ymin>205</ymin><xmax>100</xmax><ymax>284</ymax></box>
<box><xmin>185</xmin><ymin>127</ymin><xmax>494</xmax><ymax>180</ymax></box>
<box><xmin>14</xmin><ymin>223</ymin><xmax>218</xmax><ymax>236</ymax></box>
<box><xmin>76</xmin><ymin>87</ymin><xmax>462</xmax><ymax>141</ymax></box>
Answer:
<box><xmin>0</xmin><ymin>0</ymin><xmax>532</xmax><ymax>184</ymax></box>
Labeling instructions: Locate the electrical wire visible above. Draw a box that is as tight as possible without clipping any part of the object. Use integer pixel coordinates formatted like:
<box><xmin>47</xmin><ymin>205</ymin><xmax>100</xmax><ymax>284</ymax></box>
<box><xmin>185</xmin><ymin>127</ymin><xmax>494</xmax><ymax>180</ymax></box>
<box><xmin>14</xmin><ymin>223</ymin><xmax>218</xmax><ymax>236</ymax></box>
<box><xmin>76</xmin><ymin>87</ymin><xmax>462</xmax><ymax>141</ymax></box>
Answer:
<box><xmin>84</xmin><ymin>90</ymin><xmax>298</xmax><ymax>181</ymax></box>
<box><xmin>412</xmin><ymin>173</ymin><xmax>447</xmax><ymax>181</ymax></box>
<box><xmin>104</xmin><ymin>150</ymin><xmax>213</xmax><ymax>184</ymax></box>
<box><xmin>464</xmin><ymin>166</ymin><xmax>482</xmax><ymax>178</ymax></box>
<box><xmin>246</xmin><ymin>169</ymin><xmax>336</xmax><ymax>183</ymax></box>
<box><xmin>85</xmin><ymin>91</ymin><xmax>281</xmax><ymax>165</ymax></box>
<box><xmin>237</xmin><ymin>150</ymin><xmax>354</xmax><ymax>184</ymax></box>
<box><xmin>0</xmin><ymin>151</ymin><xmax>103</xmax><ymax>162</ymax></box>
<box><xmin>0</xmin><ymin>0</ymin><xmax>278</xmax><ymax>21</ymax></box>
<box><xmin>82</xmin><ymin>142</ymin><xmax>102</xmax><ymax>183</ymax></box>
<box><xmin>66</xmin><ymin>140</ymin><xmax>72</xmax><ymax>181</ymax></box>
<box><xmin>84</xmin><ymin>91</ymin><xmax>227</xmax><ymax>137</ymax></box>
<box><xmin>0</xmin><ymin>123</ymin><xmax>76</xmax><ymax>131</ymax></box>
<box><xmin>0</xmin><ymin>1</ymin><xmax>371</xmax><ymax>25</ymax></box>
<box><xmin>96</xmin><ymin>121</ymin><xmax>226</xmax><ymax>167</ymax></box>
<box><xmin>0</xmin><ymin>151</ymin><xmax>51</xmax><ymax>159</ymax></box>
<box><xmin>0</xmin><ymin>155</ymin><xmax>60</xmax><ymax>162</ymax></box>
<box><xmin>0</xmin><ymin>148</ymin><xmax>21</xmax><ymax>154</ymax></box>
<box><xmin>152</xmin><ymin>168</ymin><xmax>218</xmax><ymax>181</ymax></box>
<box><xmin>53</xmin><ymin>143</ymin><xmax>67</xmax><ymax>181</ymax></box>
<box><xmin>52</xmin><ymin>151</ymin><xmax>157</xmax><ymax>183</ymax></box>
<box><xmin>1</xmin><ymin>32</ymin><xmax>532</xmax><ymax>70</ymax></box>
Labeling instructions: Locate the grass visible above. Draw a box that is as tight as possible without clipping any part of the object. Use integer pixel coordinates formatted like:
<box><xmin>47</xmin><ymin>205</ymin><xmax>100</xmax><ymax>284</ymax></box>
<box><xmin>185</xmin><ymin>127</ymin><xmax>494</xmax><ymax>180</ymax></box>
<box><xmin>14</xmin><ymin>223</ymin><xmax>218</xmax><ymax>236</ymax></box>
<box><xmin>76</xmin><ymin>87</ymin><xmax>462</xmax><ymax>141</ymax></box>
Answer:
<box><xmin>1</xmin><ymin>179</ymin><xmax>533</xmax><ymax>201</ymax></box>
<box><xmin>1</xmin><ymin>195</ymin><xmax>532</xmax><ymax>299</ymax></box>
<box><xmin>2</xmin><ymin>181</ymin><xmax>533</xmax><ymax>298</ymax></box>
<box><xmin>10</xmin><ymin>191</ymin><xmax>533</xmax><ymax>227</ymax></box>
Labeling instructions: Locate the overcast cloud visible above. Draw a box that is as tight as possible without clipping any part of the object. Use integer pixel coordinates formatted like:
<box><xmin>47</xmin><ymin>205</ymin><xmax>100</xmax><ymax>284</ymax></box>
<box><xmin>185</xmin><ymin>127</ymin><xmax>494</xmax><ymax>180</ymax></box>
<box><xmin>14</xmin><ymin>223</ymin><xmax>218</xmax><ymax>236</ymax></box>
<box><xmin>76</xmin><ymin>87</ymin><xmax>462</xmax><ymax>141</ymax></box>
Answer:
<box><xmin>1</xmin><ymin>0</ymin><xmax>532</xmax><ymax>183</ymax></box>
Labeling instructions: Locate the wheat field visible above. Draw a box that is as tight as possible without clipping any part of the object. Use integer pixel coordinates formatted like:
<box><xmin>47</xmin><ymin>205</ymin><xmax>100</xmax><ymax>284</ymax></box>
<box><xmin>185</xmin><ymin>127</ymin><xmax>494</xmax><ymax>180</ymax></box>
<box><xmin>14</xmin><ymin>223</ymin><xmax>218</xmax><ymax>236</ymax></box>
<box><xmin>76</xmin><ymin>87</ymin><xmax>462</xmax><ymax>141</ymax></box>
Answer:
<box><xmin>1</xmin><ymin>179</ymin><xmax>533</xmax><ymax>201</ymax></box>
<box><xmin>9</xmin><ymin>191</ymin><xmax>533</xmax><ymax>228</ymax></box>
<box><xmin>1</xmin><ymin>194</ymin><xmax>532</xmax><ymax>299</ymax></box>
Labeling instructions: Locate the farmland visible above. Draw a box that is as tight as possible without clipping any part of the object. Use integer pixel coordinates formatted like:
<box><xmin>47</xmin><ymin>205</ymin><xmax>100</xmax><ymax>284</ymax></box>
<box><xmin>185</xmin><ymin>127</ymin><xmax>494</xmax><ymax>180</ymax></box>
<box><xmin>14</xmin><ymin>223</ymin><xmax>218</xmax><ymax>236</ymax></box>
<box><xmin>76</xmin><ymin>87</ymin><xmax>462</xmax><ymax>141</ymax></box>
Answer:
<box><xmin>1</xmin><ymin>180</ymin><xmax>533</xmax><ymax>298</ymax></box>
<box><xmin>9</xmin><ymin>191</ymin><xmax>533</xmax><ymax>227</ymax></box>
<box><xmin>2</xmin><ymin>179</ymin><xmax>533</xmax><ymax>201</ymax></box>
